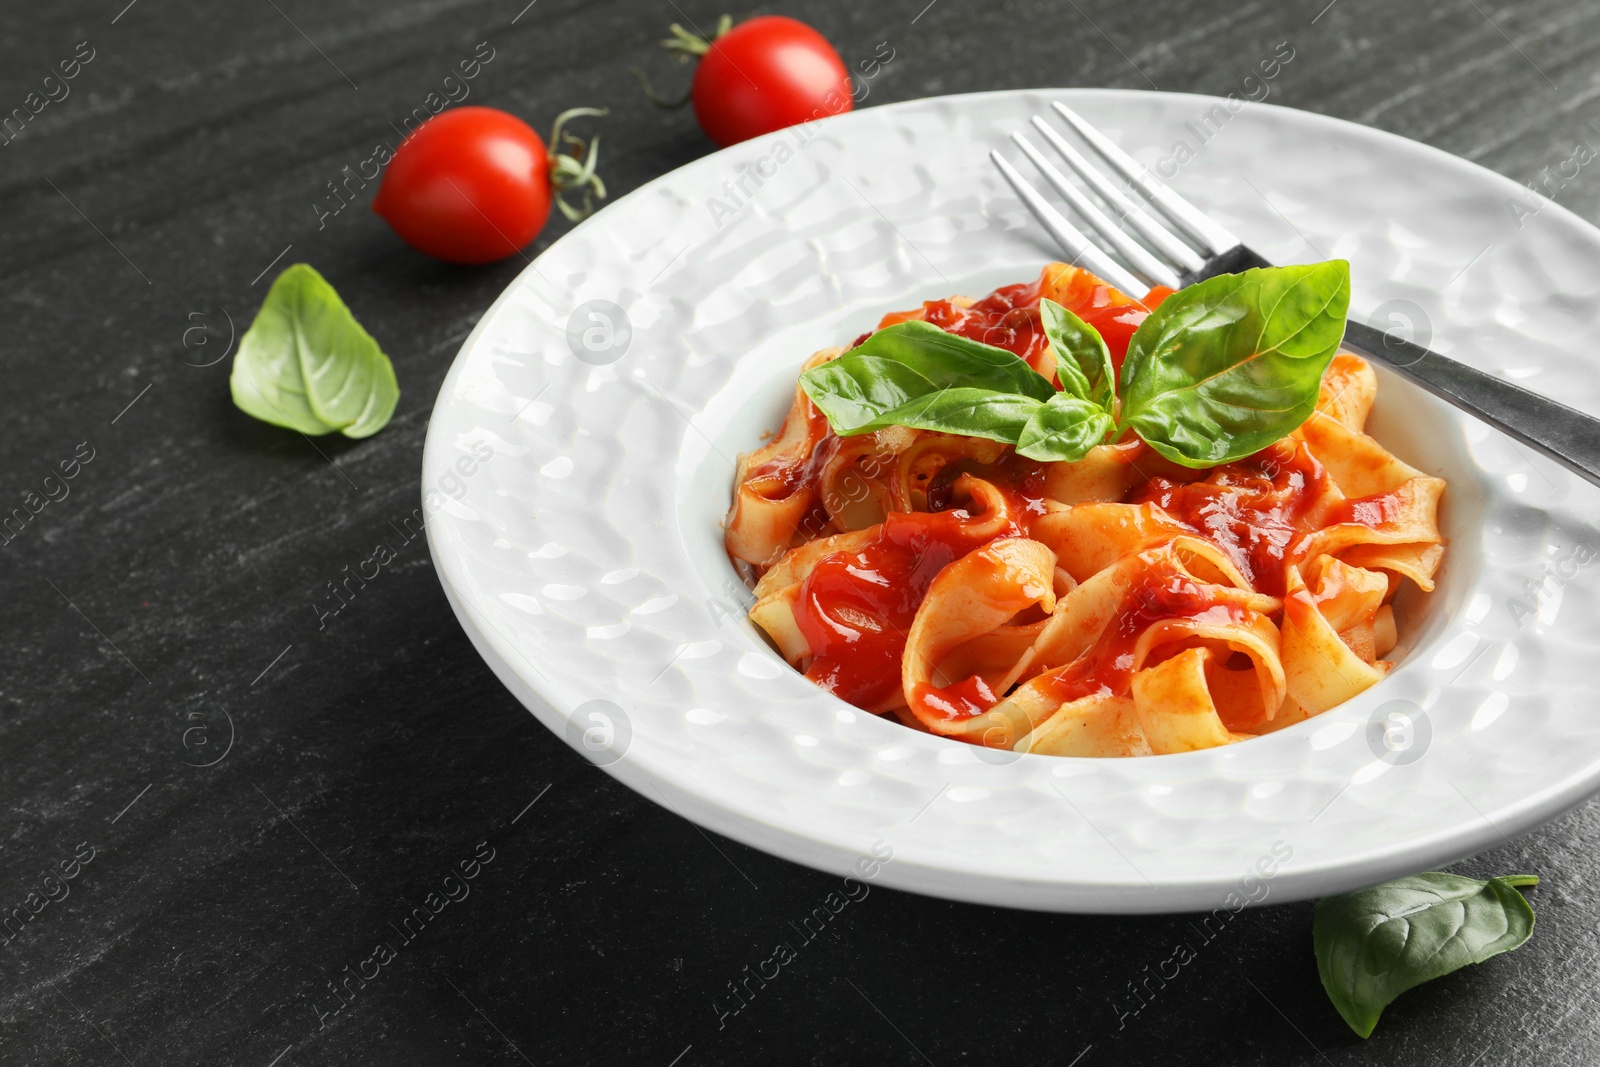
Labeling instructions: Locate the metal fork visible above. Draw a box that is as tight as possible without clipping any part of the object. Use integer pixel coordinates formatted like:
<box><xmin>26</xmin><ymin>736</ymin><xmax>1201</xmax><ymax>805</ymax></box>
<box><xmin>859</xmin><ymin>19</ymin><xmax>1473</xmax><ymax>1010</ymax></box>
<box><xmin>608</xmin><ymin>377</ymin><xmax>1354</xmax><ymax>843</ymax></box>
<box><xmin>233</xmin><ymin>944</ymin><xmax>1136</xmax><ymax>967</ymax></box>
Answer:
<box><xmin>992</xmin><ymin>101</ymin><xmax>1600</xmax><ymax>488</ymax></box>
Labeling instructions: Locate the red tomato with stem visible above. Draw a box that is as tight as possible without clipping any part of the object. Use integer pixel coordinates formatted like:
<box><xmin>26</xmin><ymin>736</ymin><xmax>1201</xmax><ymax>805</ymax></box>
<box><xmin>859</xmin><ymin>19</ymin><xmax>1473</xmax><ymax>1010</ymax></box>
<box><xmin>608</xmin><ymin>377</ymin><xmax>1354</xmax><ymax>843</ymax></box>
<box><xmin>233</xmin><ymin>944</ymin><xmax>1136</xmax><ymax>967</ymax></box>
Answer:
<box><xmin>658</xmin><ymin>15</ymin><xmax>852</xmax><ymax>147</ymax></box>
<box><xmin>372</xmin><ymin>106</ymin><xmax>607</xmax><ymax>265</ymax></box>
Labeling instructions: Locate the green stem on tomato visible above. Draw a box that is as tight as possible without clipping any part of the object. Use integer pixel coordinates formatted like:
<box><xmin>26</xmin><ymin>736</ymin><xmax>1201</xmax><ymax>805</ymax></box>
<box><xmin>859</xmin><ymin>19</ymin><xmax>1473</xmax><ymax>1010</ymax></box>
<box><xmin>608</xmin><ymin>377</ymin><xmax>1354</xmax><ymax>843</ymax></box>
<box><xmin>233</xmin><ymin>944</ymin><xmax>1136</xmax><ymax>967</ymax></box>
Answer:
<box><xmin>548</xmin><ymin>107</ymin><xmax>609</xmax><ymax>223</ymax></box>
<box><xmin>634</xmin><ymin>16</ymin><xmax>733</xmax><ymax>108</ymax></box>
<box><xmin>660</xmin><ymin>16</ymin><xmax>731</xmax><ymax>58</ymax></box>
<box><xmin>631</xmin><ymin>67</ymin><xmax>691</xmax><ymax>109</ymax></box>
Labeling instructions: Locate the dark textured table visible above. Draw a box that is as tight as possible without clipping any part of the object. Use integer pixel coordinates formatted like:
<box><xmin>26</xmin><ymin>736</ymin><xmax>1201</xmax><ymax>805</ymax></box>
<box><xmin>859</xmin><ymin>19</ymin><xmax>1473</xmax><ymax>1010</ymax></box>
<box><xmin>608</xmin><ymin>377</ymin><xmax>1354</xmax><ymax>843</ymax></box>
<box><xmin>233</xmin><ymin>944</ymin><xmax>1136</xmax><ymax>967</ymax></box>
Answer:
<box><xmin>5</xmin><ymin>1</ymin><xmax>1599</xmax><ymax>1063</ymax></box>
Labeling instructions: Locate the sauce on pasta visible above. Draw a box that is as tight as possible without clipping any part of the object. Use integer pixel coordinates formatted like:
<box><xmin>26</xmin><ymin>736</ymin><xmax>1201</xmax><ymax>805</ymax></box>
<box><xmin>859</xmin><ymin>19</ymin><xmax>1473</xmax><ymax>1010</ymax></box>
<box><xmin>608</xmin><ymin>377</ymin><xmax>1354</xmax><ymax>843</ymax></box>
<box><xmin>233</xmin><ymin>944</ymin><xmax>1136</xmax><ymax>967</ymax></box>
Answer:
<box><xmin>1037</xmin><ymin>562</ymin><xmax>1250</xmax><ymax>706</ymax></box>
<box><xmin>1327</xmin><ymin>489</ymin><xmax>1405</xmax><ymax>528</ymax></box>
<box><xmin>792</xmin><ymin>509</ymin><xmax>981</xmax><ymax>708</ymax></box>
<box><xmin>1128</xmin><ymin>439</ymin><xmax>1329</xmax><ymax>597</ymax></box>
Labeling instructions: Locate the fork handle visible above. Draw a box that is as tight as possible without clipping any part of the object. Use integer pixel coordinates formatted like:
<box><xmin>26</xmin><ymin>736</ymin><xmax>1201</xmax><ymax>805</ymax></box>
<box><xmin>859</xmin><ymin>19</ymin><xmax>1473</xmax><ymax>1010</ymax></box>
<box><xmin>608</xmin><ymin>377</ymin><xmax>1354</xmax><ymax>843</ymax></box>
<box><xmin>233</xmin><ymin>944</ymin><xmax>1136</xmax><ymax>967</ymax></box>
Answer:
<box><xmin>1342</xmin><ymin>320</ymin><xmax>1600</xmax><ymax>489</ymax></box>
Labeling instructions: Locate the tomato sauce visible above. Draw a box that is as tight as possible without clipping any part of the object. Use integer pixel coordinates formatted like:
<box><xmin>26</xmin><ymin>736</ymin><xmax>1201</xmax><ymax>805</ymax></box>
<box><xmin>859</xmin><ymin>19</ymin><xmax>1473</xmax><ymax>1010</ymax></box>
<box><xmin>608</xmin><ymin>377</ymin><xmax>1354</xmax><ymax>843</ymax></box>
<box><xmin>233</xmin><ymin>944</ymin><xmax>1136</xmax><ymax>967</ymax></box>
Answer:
<box><xmin>1038</xmin><ymin>556</ymin><xmax>1247</xmax><ymax>704</ymax></box>
<box><xmin>744</xmin><ymin>404</ymin><xmax>832</xmax><ymax>497</ymax></box>
<box><xmin>793</xmin><ymin>509</ymin><xmax>996</xmax><ymax>708</ymax></box>
<box><xmin>912</xmin><ymin>675</ymin><xmax>999</xmax><ymax>721</ymax></box>
<box><xmin>1327</xmin><ymin>489</ymin><xmax>1403</xmax><ymax>528</ymax></box>
<box><xmin>1128</xmin><ymin>440</ymin><xmax>1328</xmax><ymax>597</ymax></box>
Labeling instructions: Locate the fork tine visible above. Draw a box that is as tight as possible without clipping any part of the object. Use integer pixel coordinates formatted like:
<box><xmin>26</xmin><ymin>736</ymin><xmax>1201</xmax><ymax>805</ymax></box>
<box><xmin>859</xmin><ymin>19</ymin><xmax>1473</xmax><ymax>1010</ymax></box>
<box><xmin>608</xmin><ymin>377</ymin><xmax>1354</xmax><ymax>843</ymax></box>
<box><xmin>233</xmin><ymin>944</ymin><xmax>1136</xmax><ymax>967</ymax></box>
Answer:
<box><xmin>1027</xmin><ymin>117</ymin><xmax>1205</xmax><ymax>275</ymax></box>
<box><xmin>990</xmin><ymin>150</ymin><xmax>1146</xmax><ymax>296</ymax></box>
<box><xmin>1009</xmin><ymin>132</ymin><xmax>1181</xmax><ymax>290</ymax></box>
<box><xmin>1050</xmin><ymin>101</ymin><xmax>1239</xmax><ymax>257</ymax></box>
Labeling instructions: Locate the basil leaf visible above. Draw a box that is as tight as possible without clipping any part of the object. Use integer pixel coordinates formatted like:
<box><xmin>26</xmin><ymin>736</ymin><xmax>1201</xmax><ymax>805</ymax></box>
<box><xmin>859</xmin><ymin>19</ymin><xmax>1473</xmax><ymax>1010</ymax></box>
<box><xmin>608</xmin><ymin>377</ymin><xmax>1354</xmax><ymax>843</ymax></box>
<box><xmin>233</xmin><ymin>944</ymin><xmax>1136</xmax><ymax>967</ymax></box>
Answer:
<box><xmin>860</xmin><ymin>386</ymin><xmax>1045</xmax><ymax>444</ymax></box>
<box><xmin>1040</xmin><ymin>297</ymin><xmax>1114</xmax><ymax>410</ymax></box>
<box><xmin>1314</xmin><ymin>872</ymin><xmax>1538</xmax><ymax>1039</ymax></box>
<box><xmin>229</xmin><ymin>263</ymin><xmax>400</xmax><ymax>438</ymax></box>
<box><xmin>799</xmin><ymin>320</ymin><xmax>1056</xmax><ymax>435</ymax></box>
<box><xmin>1015</xmin><ymin>393</ymin><xmax>1115</xmax><ymax>461</ymax></box>
<box><xmin>1118</xmin><ymin>261</ymin><xmax>1350</xmax><ymax>467</ymax></box>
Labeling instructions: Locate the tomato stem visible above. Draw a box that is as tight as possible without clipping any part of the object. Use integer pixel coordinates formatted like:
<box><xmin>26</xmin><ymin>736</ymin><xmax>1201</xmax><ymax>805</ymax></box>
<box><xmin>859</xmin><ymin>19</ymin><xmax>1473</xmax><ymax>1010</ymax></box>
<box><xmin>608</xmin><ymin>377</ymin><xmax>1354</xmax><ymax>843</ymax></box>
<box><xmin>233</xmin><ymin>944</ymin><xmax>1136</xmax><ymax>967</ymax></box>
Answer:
<box><xmin>631</xmin><ymin>67</ymin><xmax>691</xmax><ymax>109</ymax></box>
<box><xmin>659</xmin><ymin>16</ymin><xmax>731</xmax><ymax>58</ymax></box>
<box><xmin>548</xmin><ymin>107</ymin><xmax>609</xmax><ymax>223</ymax></box>
<box><xmin>636</xmin><ymin>16</ymin><xmax>732</xmax><ymax>107</ymax></box>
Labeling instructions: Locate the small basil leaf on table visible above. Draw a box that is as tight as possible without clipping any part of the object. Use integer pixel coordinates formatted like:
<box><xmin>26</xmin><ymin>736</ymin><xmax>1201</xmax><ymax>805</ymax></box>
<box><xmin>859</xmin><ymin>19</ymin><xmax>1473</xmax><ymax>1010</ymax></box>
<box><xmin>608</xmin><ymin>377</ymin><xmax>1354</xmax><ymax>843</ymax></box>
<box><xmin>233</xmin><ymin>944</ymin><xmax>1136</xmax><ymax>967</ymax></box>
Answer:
<box><xmin>1039</xmin><ymin>297</ymin><xmax>1115</xmax><ymax>411</ymax></box>
<box><xmin>1015</xmin><ymin>393</ymin><xmax>1116</xmax><ymax>461</ymax></box>
<box><xmin>230</xmin><ymin>263</ymin><xmax>400</xmax><ymax>438</ymax></box>
<box><xmin>799</xmin><ymin>319</ymin><xmax>1056</xmax><ymax>435</ymax></box>
<box><xmin>1118</xmin><ymin>260</ymin><xmax>1350</xmax><ymax>467</ymax></box>
<box><xmin>1314</xmin><ymin>871</ymin><xmax>1539</xmax><ymax>1039</ymax></box>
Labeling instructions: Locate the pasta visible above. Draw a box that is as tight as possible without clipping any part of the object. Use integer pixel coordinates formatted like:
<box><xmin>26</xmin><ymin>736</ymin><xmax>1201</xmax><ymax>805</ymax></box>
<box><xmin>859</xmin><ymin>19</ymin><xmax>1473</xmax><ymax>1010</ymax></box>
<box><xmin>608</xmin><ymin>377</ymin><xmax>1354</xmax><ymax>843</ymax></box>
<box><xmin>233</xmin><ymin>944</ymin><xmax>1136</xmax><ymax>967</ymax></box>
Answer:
<box><xmin>724</xmin><ymin>264</ymin><xmax>1445</xmax><ymax>757</ymax></box>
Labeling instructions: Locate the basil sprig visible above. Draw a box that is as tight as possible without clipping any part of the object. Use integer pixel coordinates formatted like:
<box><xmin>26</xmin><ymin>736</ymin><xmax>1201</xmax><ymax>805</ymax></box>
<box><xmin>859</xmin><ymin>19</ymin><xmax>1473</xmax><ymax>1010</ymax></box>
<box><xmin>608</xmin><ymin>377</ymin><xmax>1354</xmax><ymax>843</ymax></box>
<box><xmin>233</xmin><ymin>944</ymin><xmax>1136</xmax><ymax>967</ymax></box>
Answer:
<box><xmin>1314</xmin><ymin>872</ymin><xmax>1539</xmax><ymax>1038</ymax></box>
<box><xmin>230</xmin><ymin>264</ymin><xmax>400</xmax><ymax>438</ymax></box>
<box><xmin>799</xmin><ymin>262</ymin><xmax>1350</xmax><ymax>467</ymax></box>
<box><xmin>800</xmin><ymin>303</ymin><xmax>1119</xmax><ymax>462</ymax></box>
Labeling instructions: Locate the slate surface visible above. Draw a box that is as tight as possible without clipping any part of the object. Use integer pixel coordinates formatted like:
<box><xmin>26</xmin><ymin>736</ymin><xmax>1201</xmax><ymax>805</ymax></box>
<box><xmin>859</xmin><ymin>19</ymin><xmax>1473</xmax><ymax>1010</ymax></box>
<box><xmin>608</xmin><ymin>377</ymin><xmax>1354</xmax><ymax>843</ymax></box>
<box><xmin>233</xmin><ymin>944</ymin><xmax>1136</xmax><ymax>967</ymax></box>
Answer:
<box><xmin>3</xmin><ymin>0</ymin><xmax>1598</xmax><ymax>1063</ymax></box>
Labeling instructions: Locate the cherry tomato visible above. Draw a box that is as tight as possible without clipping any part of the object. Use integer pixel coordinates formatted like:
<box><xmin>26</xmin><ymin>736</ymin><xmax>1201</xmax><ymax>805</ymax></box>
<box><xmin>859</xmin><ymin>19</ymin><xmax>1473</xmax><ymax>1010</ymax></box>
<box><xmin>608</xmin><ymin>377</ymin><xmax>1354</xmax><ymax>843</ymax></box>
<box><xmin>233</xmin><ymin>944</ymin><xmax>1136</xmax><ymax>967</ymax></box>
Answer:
<box><xmin>689</xmin><ymin>16</ymin><xmax>852</xmax><ymax>147</ymax></box>
<box><xmin>372</xmin><ymin>108</ymin><xmax>549</xmax><ymax>264</ymax></box>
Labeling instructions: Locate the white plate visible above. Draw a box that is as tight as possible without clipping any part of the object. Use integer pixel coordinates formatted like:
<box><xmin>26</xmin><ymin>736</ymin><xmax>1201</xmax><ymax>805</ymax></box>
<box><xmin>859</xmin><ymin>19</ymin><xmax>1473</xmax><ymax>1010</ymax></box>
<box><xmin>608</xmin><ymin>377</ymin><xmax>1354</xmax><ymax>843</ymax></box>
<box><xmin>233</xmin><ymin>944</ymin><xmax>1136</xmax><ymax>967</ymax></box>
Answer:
<box><xmin>422</xmin><ymin>89</ymin><xmax>1600</xmax><ymax>913</ymax></box>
